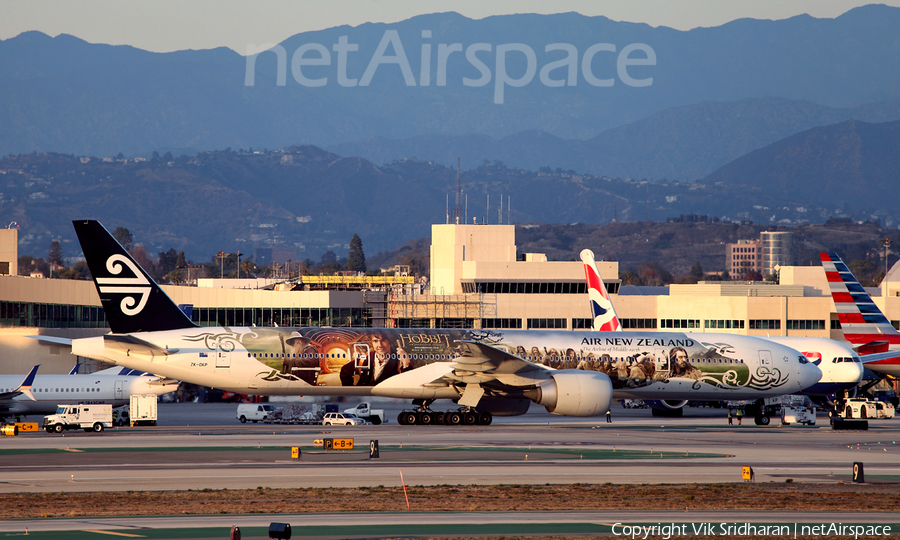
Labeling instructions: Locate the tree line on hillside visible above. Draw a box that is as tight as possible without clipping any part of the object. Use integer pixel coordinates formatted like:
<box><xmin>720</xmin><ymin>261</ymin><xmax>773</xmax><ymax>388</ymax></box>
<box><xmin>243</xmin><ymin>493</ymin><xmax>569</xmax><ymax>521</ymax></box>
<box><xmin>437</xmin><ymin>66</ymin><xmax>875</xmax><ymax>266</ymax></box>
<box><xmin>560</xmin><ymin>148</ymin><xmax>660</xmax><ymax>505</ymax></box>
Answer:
<box><xmin>15</xmin><ymin>229</ymin><xmax>430</xmax><ymax>284</ymax></box>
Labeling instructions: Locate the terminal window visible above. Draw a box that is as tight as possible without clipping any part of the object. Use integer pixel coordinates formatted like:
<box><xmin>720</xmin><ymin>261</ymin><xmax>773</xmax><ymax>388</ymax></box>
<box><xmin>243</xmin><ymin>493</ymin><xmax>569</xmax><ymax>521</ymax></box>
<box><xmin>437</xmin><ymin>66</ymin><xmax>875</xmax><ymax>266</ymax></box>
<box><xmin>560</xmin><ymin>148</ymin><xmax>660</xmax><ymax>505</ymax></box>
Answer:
<box><xmin>571</xmin><ymin>318</ymin><xmax>592</xmax><ymax>329</ymax></box>
<box><xmin>464</xmin><ymin>282</ymin><xmax>591</xmax><ymax>294</ymax></box>
<box><xmin>786</xmin><ymin>319</ymin><xmax>825</xmax><ymax>330</ymax></box>
<box><xmin>704</xmin><ymin>319</ymin><xmax>745</xmax><ymax>329</ymax></box>
<box><xmin>621</xmin><ymin>318</ymin><xmax>657</xmax><ymax>329</ymax></box>
<box><xmin>482</xmin><ymin>318</ymin><xmax>523</xmax><ymax>329</ymax></box>
<box><xmin>435</xmin><ymin>318</ymin><xmax>474</xmax><ymax>329</ymax></box>
<box><xmin>527</xmin><ymin>318</ymin><xmax>567</xmax><ymax>329</ymax></box>
<box><xmin>397</xmin><ymin>318</ymin><xmax>432</xmax><ymax>328</ymax></box>
<box><xmin>660</xmin><ymin>319</ymin><xmax>700</xmax><ymax>329</ymax></box>
<box><xmin>749</xmin><ymin>319</ymin><xmax>781</xmax><ymax>330</ymax></box>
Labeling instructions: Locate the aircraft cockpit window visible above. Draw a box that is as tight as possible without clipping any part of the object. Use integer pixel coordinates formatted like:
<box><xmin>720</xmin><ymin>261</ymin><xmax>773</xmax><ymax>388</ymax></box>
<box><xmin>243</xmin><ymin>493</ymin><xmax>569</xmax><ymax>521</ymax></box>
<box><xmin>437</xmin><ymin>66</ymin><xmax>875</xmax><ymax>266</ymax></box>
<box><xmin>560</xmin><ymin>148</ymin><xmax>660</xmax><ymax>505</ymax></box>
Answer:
<box><xmin>798</xmin><ymin>356</ymin><xmax>809</xmax><ymax>364</ymax></box>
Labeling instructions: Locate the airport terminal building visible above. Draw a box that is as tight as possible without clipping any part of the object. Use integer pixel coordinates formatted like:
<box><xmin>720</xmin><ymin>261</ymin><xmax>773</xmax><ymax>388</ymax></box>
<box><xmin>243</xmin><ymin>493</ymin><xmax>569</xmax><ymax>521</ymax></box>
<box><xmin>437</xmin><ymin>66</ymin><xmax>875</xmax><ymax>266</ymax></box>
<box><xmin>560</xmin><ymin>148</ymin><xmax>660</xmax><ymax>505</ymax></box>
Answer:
<box><xmin>3</xmin><ymin>223</ymin><xmax>900</xmax><ymax>379</ymax></box>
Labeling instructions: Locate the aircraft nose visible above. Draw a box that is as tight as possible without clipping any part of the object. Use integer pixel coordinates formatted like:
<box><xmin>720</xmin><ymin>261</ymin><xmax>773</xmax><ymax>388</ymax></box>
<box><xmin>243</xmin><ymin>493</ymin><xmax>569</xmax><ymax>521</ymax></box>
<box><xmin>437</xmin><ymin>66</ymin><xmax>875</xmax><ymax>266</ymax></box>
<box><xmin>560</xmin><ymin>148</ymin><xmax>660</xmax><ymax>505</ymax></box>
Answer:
<box><xmin>801</xmin><ymin>361</ymin><xmax>823</xmax><ymax>390</ymax></box>
<box><xmin>847</xmin><ymin>359</ymin><xmax>864</xmax><ymax>386</ymax></box>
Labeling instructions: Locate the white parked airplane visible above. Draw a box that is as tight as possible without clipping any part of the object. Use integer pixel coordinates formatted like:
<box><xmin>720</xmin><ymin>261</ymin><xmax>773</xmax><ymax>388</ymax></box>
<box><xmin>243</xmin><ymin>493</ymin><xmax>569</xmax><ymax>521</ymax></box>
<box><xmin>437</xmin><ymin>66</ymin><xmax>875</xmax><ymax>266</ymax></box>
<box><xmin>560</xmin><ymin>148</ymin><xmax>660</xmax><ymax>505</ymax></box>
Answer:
<box><xmin>581</xmin><ymin>249</ymin><xmax>862</xmax><ymax>419</ymax></box>
<box><xmin>0</xmin><ymin>364</ymin><xmax>178</xmax><ymax>421</ymax></box>
<box><xmin>65</xmin><ymin>220</ymin><xmax>820</xmax><ymax>425</ymax></box>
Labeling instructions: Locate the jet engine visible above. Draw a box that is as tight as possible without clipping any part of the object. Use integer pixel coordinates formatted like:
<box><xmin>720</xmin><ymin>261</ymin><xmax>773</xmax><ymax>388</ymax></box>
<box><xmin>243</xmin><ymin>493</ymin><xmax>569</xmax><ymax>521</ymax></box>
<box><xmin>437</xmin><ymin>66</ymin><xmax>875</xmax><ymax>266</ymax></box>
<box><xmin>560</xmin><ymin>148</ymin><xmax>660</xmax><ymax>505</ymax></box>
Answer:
<box><xmin>645</xmin><ymin>399</ymin><xmax>688</xmax><ymax>417</ymax></box>
<box><xmin>524</xmin><ymin>370</ymin><xmax>612</xmax><ymax>416</ymax></box>
<box><xmin>474</xmin><ymin>397</ymin><xmax>531</xmax><ymax>416</ymax></box>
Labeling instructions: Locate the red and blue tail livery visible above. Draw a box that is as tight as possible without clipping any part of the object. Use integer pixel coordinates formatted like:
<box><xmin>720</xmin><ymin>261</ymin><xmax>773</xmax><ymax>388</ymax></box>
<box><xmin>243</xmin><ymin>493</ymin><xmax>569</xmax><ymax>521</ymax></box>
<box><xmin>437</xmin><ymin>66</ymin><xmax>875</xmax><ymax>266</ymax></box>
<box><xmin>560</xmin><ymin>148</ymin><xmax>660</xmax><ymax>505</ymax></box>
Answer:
<box><xmin>820</xmin><ymin>252</ymin><xmax>900</xmax><ymax>346</ymax></box>
<box><xmin>580</xmin><ymin>249</ymin><xmax>621</xmax><ymax>332</ymax></box>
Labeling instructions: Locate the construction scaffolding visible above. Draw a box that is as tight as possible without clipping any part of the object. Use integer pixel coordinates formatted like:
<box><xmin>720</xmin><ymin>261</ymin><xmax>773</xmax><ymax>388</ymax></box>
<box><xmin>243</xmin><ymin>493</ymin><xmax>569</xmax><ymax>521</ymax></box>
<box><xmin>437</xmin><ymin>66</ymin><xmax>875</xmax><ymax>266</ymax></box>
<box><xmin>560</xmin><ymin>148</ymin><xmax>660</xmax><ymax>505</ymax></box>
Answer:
<box><xmin>386</xmin><ymin>291</ymin><xmax>496</xmax><ymax>329</ymax></box>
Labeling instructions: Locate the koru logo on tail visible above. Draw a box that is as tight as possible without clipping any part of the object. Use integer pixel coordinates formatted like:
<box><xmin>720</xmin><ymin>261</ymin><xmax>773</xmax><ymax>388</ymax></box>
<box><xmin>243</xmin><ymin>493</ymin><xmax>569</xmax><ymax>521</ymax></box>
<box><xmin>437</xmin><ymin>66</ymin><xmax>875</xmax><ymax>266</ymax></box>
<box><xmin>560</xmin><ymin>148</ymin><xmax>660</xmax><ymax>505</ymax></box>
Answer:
<box><xmin>96</xmin><ymin>255</ymin><xmax>151</xmax><ymax>316</ymax></box>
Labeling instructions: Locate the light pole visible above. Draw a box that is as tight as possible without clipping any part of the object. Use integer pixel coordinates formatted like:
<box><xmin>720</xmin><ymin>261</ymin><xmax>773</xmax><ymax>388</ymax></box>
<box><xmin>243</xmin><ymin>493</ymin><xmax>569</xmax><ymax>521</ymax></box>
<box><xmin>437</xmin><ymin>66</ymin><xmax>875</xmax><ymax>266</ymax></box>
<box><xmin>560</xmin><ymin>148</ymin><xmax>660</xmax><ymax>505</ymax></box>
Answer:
<box><xmin>883</xmin><ymin>238</ymin><xmax>892</xmax><ymax>278</ymax></box>
<box><xmin>237</xmin><ymin>251</ymin><xmax>242</xmax><ymax>280</ymax></box>
<box><xmin>217</xmin><ymin>251</ymin><xmax>226</xmax><ymax>279</ymax></box>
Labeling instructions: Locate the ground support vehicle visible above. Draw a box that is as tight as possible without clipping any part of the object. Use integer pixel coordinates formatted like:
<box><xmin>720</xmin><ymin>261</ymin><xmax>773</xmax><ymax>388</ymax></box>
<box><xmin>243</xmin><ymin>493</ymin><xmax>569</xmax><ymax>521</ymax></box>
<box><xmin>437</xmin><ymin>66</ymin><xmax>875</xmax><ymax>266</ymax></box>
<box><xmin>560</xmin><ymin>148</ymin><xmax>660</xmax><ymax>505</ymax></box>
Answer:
<box><xmin>130</xmin><ymin>394</ymin><xmax>158</xmax><ymax>426</ymax></box>
<box><xmin>266</xmin><ymin>404</ymin><xmax>319</xmax><ymax>424</ymax></box>
<box><xmin>236</xmin><ymin>403</ymin><xmax>276</xmax><ymax>423</ymax></box>
<box><xmin>43</xmin><ymin>404</ymin><xmax>112</xmax><ymax>433</ymax></box>
<box><xmin>781</xmin><ymin>405</ymin><xmax>816</xmax><ymax>425</ymax></box>
<box><xmin>843</xmin><ymin>398</ymin><xmax>893</xmax><ymax>419</ymax></box>
<box><xmin>343</xmin><ymin>402</ymin><xmax>387</xmax><ymax>424</ymax></box>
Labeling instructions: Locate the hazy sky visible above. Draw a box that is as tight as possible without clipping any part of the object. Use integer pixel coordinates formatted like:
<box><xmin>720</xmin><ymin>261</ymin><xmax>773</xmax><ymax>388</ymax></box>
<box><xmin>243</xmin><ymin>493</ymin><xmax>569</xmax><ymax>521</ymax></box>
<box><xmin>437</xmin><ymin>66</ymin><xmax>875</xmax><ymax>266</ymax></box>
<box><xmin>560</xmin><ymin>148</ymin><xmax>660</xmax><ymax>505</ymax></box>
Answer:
<box><xmin>3</xmin><ymin>0</ymin><xmax>899</xmax><ymax>53</ymax></box>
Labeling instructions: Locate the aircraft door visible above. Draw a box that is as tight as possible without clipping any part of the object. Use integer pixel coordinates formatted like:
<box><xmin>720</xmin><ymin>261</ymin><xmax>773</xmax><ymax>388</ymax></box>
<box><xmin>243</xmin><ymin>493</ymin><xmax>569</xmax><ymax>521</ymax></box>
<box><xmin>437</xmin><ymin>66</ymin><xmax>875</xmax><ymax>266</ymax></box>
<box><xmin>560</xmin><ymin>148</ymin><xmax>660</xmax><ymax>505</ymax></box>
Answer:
<box><xmin>353</xmin><ymin>344</ymin><xmax>370</xmax><ymax>369</ymax></box>
<box><xmin>217</xmin><ymin>350</ymin><xmax>231</xmax><ymax>368</ymax></box>
<box><xmin>115</xmin><ymin>380</ymin><xmax>124</xmax><ymax>400</ymax></box>
<box><xmin>759</xmin><ymin>350</ymin><xmax>772</xmax><ymax>366</ymax></box>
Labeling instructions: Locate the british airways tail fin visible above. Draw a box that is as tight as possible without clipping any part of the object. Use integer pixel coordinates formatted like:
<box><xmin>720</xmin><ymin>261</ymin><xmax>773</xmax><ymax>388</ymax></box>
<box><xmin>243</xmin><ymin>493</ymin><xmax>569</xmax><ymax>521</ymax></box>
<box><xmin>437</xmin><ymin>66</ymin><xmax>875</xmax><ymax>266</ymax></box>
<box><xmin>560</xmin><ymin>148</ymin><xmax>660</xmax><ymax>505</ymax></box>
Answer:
<box><xmin>73</xmin><ymin>220</ymin><xmax>197</xmax><ymax>334</ymax></box>
<box><xmin>820</xmin><ymin>252</ymin><xmax>900</xmax><ymax>349</ymax></box>
<box><xmin>580</xmin><ymin>249</ymin><xmax>621</xmax><ymax>332</ymax></box>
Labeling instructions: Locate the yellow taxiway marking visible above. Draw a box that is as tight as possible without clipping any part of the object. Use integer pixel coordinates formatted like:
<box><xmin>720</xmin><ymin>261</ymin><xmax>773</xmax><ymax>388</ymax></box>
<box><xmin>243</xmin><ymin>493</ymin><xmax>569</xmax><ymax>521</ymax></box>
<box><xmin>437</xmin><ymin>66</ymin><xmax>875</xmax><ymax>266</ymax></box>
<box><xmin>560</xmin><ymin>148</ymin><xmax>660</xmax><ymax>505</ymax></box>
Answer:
<box><xmin>61</xmin><ymin>448</ymin><xmax>85</xmax><ymax>452</ymax></box>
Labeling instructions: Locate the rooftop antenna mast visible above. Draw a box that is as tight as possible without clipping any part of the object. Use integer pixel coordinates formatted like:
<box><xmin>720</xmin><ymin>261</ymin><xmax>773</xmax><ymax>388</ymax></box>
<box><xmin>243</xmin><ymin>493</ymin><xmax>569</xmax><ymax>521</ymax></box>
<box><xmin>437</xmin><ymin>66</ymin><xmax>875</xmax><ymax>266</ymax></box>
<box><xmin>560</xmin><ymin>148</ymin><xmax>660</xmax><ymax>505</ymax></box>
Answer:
<box><xmin>450</xmin><ymin>157</ymin><xmax>462</xmax><ymax>224</ymax></box>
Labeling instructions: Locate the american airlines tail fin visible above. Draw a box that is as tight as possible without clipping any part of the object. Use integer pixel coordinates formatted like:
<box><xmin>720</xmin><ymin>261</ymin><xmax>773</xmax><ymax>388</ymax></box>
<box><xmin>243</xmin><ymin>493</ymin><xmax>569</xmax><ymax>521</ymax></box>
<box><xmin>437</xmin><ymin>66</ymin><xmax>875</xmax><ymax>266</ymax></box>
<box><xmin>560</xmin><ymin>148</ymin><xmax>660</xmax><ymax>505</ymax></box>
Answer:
<box><xmin>73</xmin><ymin>220</ymin><xmax>198</xmax><ymax>334</ymax></box>
<box><xmin>580</xmin><ymin>249</ymin><xmax>621</xmax><ymax>332</ymax></box>
<box><xmin>820</xmin><ymin>252</ymin><xmax>900</xmax><ymax>349</ymax></box>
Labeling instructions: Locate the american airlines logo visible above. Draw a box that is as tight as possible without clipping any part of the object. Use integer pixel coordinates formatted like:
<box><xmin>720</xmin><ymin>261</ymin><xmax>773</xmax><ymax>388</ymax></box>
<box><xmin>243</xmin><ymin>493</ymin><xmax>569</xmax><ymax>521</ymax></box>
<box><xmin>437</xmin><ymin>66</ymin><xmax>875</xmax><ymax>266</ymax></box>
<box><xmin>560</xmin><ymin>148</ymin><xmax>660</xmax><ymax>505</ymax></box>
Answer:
<box><xmin>96</xmin><ymin>254</ymin><xmax>151</xmax><ymax>316</ymax></box>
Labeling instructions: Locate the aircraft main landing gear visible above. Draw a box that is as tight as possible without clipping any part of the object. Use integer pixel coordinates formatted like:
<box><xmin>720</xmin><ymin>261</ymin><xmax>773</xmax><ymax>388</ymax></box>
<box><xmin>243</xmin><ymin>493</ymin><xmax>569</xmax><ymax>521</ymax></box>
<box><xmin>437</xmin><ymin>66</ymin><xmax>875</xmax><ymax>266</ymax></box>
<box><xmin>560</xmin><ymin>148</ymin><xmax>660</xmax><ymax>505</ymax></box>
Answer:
<box><xmin>397</xmin><ymin>403</ymin><xmax>492</xmax><ymax>426</ymax></box>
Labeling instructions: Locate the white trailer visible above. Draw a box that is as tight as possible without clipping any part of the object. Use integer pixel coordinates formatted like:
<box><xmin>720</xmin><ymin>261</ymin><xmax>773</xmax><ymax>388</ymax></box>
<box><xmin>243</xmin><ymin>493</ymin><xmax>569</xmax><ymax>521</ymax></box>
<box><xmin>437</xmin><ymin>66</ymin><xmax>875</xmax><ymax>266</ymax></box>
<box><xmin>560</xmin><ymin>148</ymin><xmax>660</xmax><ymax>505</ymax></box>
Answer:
<box><xmin>130</xmin><ymin>394</ymin><xmax>158</xmax><ymax>426</ymax></box>
<box><xmin>43</xmin><ymin>404</ymin><xmax>112</xmax><ymax>433</ymax></box>
<box><xmin>781</xmin><ymin>405</ymin><xmax>816</xmax><ymax>425</ymax></box>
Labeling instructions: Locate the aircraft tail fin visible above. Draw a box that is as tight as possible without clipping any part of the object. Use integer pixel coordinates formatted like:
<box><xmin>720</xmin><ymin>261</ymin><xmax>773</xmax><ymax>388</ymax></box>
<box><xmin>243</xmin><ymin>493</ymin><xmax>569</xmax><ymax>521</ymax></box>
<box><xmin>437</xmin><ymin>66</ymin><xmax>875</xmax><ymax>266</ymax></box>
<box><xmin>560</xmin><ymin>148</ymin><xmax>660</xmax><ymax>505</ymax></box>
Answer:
<box><xmin>580</xmin><ymin>249</ymin><xmax>621</xmax><ymax>332</ymax></box>
<box><xmin>820</xmin><ymin>252</ymin><xmax>899</xmax><ymax>345</ymax></box>
<box><xmin>73</xmin><ymin>220</ymin><xmax>198</xmax><ymax>334</ymax></box>
<box><xmin>16</xmin><ymin>365</ymin><xmax>39</xmax><ymax>401</ymax></box>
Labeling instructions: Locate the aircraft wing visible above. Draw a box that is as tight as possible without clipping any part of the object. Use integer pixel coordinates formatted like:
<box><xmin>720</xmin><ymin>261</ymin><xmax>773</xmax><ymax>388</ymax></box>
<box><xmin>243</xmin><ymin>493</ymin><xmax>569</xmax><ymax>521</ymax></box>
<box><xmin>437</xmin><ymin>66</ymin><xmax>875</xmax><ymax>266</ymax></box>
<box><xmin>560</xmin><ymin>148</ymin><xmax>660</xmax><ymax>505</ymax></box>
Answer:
<box><xmin>447</xmin><ymin>340</ymin><xmax>553</xmax><ymax>387</ymax></box>
<box><xmin>371</xmin><ymin>341</ymin><xmax>551</xmax><ymax>395</ymax></box>
<box><xmin>859</xmin><ymin>351</ymin><xmax>900</xmax><ymax>377</ymax></box>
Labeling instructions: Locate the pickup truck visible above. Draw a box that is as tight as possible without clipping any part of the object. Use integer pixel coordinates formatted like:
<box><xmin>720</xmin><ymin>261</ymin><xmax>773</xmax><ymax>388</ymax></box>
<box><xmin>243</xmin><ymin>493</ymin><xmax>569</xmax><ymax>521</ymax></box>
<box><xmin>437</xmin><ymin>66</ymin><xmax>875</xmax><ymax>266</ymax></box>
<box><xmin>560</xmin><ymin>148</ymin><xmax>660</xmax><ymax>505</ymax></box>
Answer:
<box><xmin>343</xmin><ymin>402</ymin><xmax>386</xmax><ymax>425</ymax></box>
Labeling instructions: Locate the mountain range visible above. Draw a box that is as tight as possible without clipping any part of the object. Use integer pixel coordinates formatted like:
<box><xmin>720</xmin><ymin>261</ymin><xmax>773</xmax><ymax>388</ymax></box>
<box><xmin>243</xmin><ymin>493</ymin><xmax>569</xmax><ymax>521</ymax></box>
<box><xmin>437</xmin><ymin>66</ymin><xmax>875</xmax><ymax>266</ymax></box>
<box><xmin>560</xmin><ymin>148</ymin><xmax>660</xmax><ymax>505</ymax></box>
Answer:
<box><xmin>4</xmin><ymin>114</ymin><xmax>899</xmax><ymax>262</ymax></box>
<box><xmin>2</xmin><ymin>5</ymin><xmax>900</xmax><ymax>182</ymax></box>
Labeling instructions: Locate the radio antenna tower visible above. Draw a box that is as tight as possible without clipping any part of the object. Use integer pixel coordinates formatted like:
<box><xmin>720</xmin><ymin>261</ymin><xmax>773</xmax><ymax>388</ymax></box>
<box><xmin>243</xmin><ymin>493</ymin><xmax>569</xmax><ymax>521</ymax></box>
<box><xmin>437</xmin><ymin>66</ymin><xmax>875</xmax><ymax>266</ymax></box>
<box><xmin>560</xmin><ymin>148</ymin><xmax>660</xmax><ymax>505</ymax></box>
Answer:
<box><xmin>450</xmin><ymin>157</ymin><xmax>462</xmax><ymax>224</ymax></box>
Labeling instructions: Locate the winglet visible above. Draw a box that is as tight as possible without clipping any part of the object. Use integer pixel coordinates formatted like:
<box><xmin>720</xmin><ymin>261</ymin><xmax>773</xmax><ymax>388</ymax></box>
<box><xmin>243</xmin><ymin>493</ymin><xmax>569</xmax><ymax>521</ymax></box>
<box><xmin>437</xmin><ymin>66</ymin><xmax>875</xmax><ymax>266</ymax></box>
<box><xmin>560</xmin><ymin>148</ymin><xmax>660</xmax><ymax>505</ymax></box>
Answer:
<box><xmin>68</xmin><ymin>364</ymin><xmax>80</xmax><ymax>375</ymax></box>
<box><xmin>580</xmin><ymin>249</ymin><xmax>621</xmax><ymax>332</ymax></box>
<box><xmin>16</xmin><ymin>365</ymin><xmax>40</xmax><ymax>401</ymax></box>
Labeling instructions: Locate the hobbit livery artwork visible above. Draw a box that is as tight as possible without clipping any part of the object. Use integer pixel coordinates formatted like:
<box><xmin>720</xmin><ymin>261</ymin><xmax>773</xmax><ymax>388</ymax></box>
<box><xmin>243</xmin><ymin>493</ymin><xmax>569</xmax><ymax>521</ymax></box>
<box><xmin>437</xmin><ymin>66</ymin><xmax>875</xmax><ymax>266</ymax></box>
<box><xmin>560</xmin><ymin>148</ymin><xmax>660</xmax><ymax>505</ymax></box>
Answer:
<box><xmin>66</xmin><ymin>221</ymin><xmax>821</xmax><ymax>425</ymax></box>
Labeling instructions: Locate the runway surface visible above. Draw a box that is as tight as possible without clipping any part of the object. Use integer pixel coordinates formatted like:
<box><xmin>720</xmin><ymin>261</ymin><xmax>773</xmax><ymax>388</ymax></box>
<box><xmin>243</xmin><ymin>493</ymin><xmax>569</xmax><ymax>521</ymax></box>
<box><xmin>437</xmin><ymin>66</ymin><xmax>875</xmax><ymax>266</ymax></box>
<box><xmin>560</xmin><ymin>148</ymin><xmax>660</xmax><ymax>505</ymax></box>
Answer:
<box><xmin>2</xmin><ymin>400</ymin><xmax>899</xmax><ymax>538</ymax></box>
<box><xmin>3</xmin><ymin>511</ymin><xmax>899</xmax><ymax>540</ymax></box>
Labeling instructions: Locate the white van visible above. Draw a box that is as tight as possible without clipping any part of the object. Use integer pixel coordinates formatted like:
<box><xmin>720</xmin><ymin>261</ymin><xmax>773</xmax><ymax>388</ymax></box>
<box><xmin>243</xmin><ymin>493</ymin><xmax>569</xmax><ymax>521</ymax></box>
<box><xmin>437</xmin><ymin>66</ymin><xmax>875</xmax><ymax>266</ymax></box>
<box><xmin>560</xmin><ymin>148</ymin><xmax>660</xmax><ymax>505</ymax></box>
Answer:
<box><xmin>237</xmin><ymin>404</ymin><xmax>276</xmax><ymax>423</ymax></box>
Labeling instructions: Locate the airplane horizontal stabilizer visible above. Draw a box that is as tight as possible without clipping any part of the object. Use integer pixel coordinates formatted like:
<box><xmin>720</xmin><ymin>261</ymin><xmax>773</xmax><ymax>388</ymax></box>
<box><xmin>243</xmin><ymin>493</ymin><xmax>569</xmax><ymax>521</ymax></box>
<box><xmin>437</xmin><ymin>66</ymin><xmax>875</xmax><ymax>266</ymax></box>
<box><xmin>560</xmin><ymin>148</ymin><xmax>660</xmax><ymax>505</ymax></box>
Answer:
<box><xmin>27</xmin><ymin>335</ymin><xmax>73</xmax><ymax>347</ymax></box>
<box><xmin>104</xmin><ymin>334</ymin><xmax>179</xmax><ymax>357</ymax></box>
